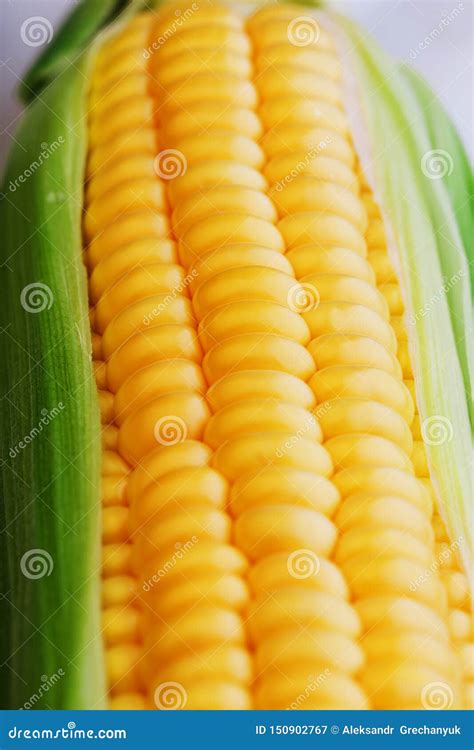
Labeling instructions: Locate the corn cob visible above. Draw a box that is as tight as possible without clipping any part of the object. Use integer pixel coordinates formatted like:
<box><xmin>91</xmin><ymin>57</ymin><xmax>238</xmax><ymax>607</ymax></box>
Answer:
<box><xmin>76</xmin><ymin>0</ymin><xmax>471</xmax><ymax>710</ymax></box>
<box><xmin>2</xmin><ymin>0</ymin><xmax>472</xmax><ymax>711</ymax></box>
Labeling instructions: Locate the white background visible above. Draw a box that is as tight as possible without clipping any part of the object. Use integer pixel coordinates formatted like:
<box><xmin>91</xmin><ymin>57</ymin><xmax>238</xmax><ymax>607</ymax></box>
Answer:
<box><xmin>1</xmin><ymin>0</ymin><xmax>473</xmax><ymax>173</ymax></box>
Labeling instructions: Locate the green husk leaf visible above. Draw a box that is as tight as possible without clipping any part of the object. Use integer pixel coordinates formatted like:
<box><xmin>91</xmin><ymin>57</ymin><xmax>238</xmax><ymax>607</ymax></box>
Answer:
<box><xmin>398</xmin><ymin>64</ymin><xmax>474</xmax><ymax>430</ymax></box>
<box><xmin>399</xmin><ymin>64</ymin><xmax>474</xmax><ymax>289</ymax></box>
<box><xmin>330</xmin><ymin>14</ymin><xmax>473</xmax><ymax>586</ymax></box>
<box><xmin>3</xmin><ymin>0</ymin><xmax>158</xmax><ymax>709</ymax></box>
<box><xmin>19</xmin><ymin>0</ymin><xmax>137</xmax><ymax>103</ymax></box>
<box><xmin>0</xmin><ymin>53</ymin><xmax>104</xmax><ymax>708</ymax></box>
